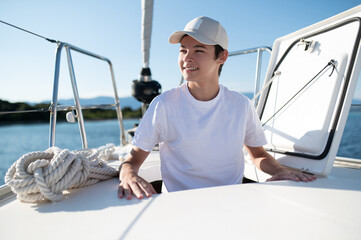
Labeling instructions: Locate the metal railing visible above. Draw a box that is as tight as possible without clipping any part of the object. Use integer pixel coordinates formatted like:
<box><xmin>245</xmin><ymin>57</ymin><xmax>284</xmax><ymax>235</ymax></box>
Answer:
<box><xmin>228</xmin><ymin>46</ymin><xmax>272</xmax><ymax>106</ymax></box>
<box><xmin>49</xmin><ymin>41</ymin><xmax>127</xmax><ymax>148</ymax></box>
<box><xmin>0</xmin><ymin>19</ymin><xmax>127</xmax><ymax>149</ymax></box>
<box><xmin>0</xmin><ymin>41</ymin><xmax>127</xmax><ymax>148</ymax></box>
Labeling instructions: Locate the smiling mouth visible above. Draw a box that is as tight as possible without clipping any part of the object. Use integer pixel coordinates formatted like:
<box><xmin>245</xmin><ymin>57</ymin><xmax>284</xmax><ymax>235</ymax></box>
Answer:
<box><xmin>185</xmin><ymin>67</ymin><xmax>199</xmax><ymax>71</ymax></box>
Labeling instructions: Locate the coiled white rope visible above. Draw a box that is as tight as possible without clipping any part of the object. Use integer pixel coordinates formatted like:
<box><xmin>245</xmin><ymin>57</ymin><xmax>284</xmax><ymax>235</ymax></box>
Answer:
<box><xmin>4</xmin><ymin>144</ymin><xmax>119</xmax><ymax>203</ymax></box>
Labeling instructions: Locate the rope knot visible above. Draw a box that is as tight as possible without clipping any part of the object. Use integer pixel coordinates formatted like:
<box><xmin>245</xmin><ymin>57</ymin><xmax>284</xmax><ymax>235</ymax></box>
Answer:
<box><xmin>5</xmin><ymin>145</ymin><xmax>118</xmax><ymax>203</ymax></box>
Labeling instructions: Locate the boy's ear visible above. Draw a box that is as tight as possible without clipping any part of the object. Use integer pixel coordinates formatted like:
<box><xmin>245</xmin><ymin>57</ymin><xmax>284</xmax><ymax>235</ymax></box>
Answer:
<box><xmin>218</xmin><ymin>49</ymin><xmax>228</xmax><ymax>64</ymax></box>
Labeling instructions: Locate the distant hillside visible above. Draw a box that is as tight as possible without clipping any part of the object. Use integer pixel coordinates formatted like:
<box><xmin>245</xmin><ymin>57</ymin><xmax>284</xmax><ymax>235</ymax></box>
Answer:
<box><xmin>0</xmin><ymin>97</ymin><xmax>143</xmax><ymax>124</ymax></box>
<box><xmin>58</xmin><ymin>94</ymin><xmax>255</xmax><ymax>106</ymax></box>
<box><xmin>40</xmin><ymin>96</ymin><xmax>142</xmax><ymax>110</ymax></box>
<box><xmin>241</xmin><ymin>92</ymin><xmax>254</xmax><ymax>99</ymax></box>
<box><xmin>41</xmin><ymin>93</ymin><xmax>361</xmax><ymax>106</ymax></box>
<box><xmin>353</xmin><ymin>99</ymin><xmax>361</xmax><ymax>104</ymax></box>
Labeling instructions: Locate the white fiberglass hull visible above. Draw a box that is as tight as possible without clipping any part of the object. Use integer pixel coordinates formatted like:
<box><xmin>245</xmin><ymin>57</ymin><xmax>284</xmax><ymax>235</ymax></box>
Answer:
<box><xmin>0</xmin><ymin>159</ymin><xmax>360</xmax><ymax>240</ymax></box>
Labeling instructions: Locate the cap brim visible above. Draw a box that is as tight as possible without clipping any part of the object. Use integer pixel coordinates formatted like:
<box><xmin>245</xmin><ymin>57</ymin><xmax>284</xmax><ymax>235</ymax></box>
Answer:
<box><xmin>168</xmin><ymin>31</ymin><xmax>217</xmax><ymax>46</ymax></box>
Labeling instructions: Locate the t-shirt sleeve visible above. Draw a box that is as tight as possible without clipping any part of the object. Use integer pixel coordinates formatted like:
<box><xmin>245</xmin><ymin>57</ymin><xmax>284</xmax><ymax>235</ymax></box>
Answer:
<box><xmin>244</xmin><ymin>99</ymin><xmax>268</xmax><ymax>147</ymax></box>
<box><xmin>132</xmin><ymin>96</ymin><xmax>165</xmax><ymax>152</ymax></box>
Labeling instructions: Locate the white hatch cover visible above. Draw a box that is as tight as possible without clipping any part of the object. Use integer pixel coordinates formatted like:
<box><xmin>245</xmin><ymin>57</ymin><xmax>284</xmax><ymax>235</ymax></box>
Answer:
<box><xmin>256</xmin><ymin>5</ymin><xmax>361</xmax><ymax>176</ymax></box>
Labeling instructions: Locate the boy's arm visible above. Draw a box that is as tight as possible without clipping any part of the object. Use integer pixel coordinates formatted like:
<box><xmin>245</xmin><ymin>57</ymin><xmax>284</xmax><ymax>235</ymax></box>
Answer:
<box><xmin>118</xmin><ymin>146</ymin><xmax>157</xmax><ymax>200</ymax></box>
<box><xmin>244</xmin><ymin>145</ymin><xmax>316</xmax><ymax>182</ymax></box>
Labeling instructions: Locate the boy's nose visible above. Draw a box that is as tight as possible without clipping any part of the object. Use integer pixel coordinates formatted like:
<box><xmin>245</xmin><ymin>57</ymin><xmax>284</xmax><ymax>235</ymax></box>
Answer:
<box><xmin>184</xmin><ymin>52</ymin><xmax>193</xmax><ymax>62</ymax></box>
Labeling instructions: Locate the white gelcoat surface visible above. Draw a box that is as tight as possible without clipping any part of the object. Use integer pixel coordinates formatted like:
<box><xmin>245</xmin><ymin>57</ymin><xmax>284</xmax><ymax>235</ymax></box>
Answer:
<box><xmin>1</xmin><ymin>165</ymin><xmax>360</xmax><ymax>240</ymax></box>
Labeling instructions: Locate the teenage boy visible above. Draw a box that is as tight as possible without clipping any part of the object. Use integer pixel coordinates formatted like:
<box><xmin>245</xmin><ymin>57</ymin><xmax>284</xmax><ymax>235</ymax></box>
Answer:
<box><xmin>118</xmin><ymin>16</ymin><xmax>316</xmax><ymax>200</ymax></box>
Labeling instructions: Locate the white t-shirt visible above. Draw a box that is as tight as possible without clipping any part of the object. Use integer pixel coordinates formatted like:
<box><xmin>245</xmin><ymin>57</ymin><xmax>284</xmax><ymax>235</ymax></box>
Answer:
<box><xmin>132</xmin><ymin>83</ymin><xmax>267</xmax><ymax>192</ymax></box>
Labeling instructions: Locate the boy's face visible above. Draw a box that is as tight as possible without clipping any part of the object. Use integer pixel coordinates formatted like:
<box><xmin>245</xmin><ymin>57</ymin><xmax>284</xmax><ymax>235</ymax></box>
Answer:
<box><xmin>178</xmin><ymin>36</ymin><xmax>225</xmax><ymax>84</ymax></box>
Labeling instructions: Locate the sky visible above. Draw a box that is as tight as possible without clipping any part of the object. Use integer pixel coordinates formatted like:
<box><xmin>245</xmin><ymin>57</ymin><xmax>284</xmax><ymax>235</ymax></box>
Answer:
<box><xmin>0</xmin><ymin>0</ymin><xmax>361</xmax><ymax>103</ymax></box>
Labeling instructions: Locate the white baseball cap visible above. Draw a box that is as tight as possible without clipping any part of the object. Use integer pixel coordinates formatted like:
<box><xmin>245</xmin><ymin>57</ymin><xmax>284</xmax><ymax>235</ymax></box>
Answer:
<box><xmin>169</xmin><ymin>16</ymin><xmax>228</xmax><ymax>50</ymax></box>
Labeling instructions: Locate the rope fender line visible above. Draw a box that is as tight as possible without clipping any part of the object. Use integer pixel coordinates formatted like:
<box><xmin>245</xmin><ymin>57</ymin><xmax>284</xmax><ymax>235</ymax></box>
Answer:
<box><xmin>4</xmin><ymin>144</ymin><xmax>119</xmax><ymax>203</ymax></box>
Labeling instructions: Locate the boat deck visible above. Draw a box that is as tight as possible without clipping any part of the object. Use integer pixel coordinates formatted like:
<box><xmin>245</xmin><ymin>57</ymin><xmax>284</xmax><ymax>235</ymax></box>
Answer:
<box><xmin>1</xmin><ymin>161</ymin><xmax>360</xmax><ymax>240</ymax></box>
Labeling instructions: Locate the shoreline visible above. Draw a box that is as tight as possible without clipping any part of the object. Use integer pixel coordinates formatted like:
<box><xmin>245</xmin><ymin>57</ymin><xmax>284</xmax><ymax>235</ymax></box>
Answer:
<box><xmin>0</xmin><ymin>117</ymin><xmax>140</xmax><ymax>127</ymax></box>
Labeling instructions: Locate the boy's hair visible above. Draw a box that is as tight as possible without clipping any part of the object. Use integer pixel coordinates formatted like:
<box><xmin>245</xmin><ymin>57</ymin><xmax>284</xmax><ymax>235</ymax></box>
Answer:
<box><xmin>214</xmin><ymin>44</ymin><xmax>225</xmax><ymax>76</ymax></box>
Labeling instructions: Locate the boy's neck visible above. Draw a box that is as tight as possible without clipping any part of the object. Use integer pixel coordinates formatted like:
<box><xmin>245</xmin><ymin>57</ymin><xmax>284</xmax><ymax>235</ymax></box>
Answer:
<box><xmin>187</xmin><ymin>81</ymin><xmax>220</xmax><ymax>101</ymax></box>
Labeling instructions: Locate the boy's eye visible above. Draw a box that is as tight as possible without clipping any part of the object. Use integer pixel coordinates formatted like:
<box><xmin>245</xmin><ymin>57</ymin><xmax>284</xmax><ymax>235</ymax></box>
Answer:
<box><xmin>180</xmin><ymin>49</ymin><xmax>187</xmax><ymax>53</ymax></box>
<box><xmin>195</xmin><ymin>50</ymin><xmax>204</xmax><ymax>53</ymax></box>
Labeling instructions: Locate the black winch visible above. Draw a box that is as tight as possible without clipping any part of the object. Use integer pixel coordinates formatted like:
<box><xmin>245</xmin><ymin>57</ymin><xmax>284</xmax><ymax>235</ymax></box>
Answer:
<box><xmin>132</xmin><ymin>67</ymin><xmax>161</xmax><ymax>104</ymax></box>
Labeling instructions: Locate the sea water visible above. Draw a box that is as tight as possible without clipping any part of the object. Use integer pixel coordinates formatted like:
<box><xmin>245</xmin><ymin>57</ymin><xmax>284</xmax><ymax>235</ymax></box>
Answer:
<box><xmin>1</xmin><ymin>113</ymin><xmax>361</xmax><ymax>186</ymax></box>
<box><xmin>0</xmin><ymin>119</ymin><xmax>139</xmax><ymax>186</ymax></box>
